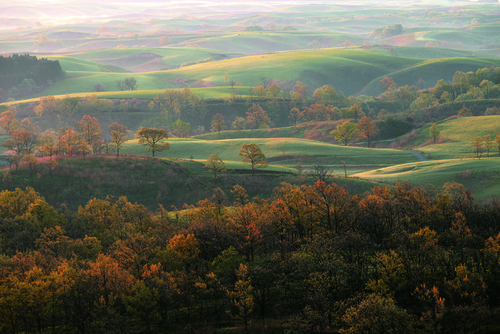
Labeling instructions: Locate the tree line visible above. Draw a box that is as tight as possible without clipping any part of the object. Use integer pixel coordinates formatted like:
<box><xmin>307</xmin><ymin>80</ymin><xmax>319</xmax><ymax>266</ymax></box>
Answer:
<box><xmin>0</xmin><ymin>54</ymin><xmax>64</xmax><ymax>101</ymax></box>
<box><xmin>0</xmin><ymin>178</ymin><xmax>500</xmax><ymax>333</ymax></box>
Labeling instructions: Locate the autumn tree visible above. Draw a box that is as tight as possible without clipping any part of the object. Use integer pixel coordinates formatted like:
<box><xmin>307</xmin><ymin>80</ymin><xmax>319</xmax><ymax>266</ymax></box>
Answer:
<box><xmin>484</xmin><ymin>134</ymin><xmax>493</xmax><ymax>156</ymax></box>
<box><xmin>108</xmin><ymin>122</ymin><xmax>128</xmax><ymax>157</ymax></box>
<box><xmin>430</xmin><ymin>123</ymin><xmax>440</xmax><ymax>144</ymax></box>
<box><xmin>495</xmin><ymin>134</ymin><xmax>500</xmax><ymax>156</ymax></box>
<box><xmin>350</xmin><ymin>103</ymin><xmax>365</xmax><ymax>121</ymax></box>
<box><xmin>356</xmin><ymin>116</ymin><xmax>378</xmax><ymax>148</ymax></box>
<box><xmin>312</xmin><ymin>84</ymin><xmax>341</xmax><ymax>105</ymax></box>
<box><xmin>246</xmin><ymin>104</ymin><xmax>270</xmax><ymax>129</ymax></box>
<box><xmin>0</xmin><ymin>110</ymin><xmax>19</xmax><ymax>133</ymax></box>
<box><xmin>76</xmin><ymin>115</ymin><xmax>103</xmax><ymax>153</ymax></box>
<box><xmin>289</xmin><ymin>107</ymin><xmax>304</xmax><ymax>126</ymax></box>
<box><xmin>229</xmin><ymin>264</ymin><xmax>254</xmax><ymax>334</ymax></box>
<box><xmin>380</xmin><ymin>76</ymin><xmax>396</xmax><ymax>91</ymax></box>
<box><xmin>136</xmin><ymin>127</ymin><xmax>171</xmax><ymax>157</ymax></box>
<box><xmin>205</xmin><ymin>154</ymin><xmax>227</xmax><ymax>179</ymax></box>
<box><xmin>331</xmin><ymin>121</ymin><xmax>357</xmax><ymax>146</ymax></box>
<box><xmin>211</xmin><ymin>113</ymin><xmax>225</xmax><ymax>135</ymax></box>
<box><xmin>239</xmin><ymin>143</ymin><xmax>267</xmax><ymax>175</ymax></box>
<box><xmin>3</xmin><ymin>130</ymin><xmax>38</xmax><ymax>156</ymax></box>
<box><xmin>471</xmin><ymin>135</ymin><xmax>483</xmax><ymax>158</ymax></box>
<box><xmin>37</xmin><ymin>130</ymin><xmax>56</xmax><ymax>157</ymax></box>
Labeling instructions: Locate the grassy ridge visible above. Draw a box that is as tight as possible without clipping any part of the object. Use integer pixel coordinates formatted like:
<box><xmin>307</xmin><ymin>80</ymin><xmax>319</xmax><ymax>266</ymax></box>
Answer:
<box><xmin>354</xmin><ymin>158</ymin><xmax>500</xmax><ymax>201</ymax></box>
<box><xmin>122</xmin><ymin>137</ymin><xmax>420</xmax><ymax>174</ymax></box>
<box><xmin>401</xmin><ymin>116</ymin><xmax>500</xmax><ymax>160</ymax></box>
<box><xmin>25</xmin><ymin>48</ymin><xmax>500</xmax><ymax>99</ymax></box>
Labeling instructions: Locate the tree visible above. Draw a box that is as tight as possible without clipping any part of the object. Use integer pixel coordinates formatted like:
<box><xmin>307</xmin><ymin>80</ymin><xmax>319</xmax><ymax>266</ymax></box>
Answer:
<box><xmin>93</xmin><ymin>83</ymin><xmax>106</xmax><ymax>92</ymax></box>
<box><xmin>239</xmin><ymin>143</ymin><xmax>267</xmax><ymax>175</ymax></box>
<box><xmin>331</xmin><ymin>121</ymin><xmax>357</xmax><ymax>146</ymax></box>
<box><xmin>205</xmin><ymin>154</ymin><xmax>227</xmax><ymax>179</ymax></box>
<box><xmin>289</xmin><ymin>107</ymin><xmax>304</xmax><ymax>126</ymax></box>
<box><xmin>229</xmin><ymin>264</ymin><xmax>254</xmax><ymax>334</ymax></box>
<box><xmin>232</xmin><ymin>117</ymin><xmax>247</xmax><ymax>130</ymax></box>
<box><xmin>211</xmin><ymin>113</ymin><xmax>225</xmax><ymax>135</ymax></box>
<box><xmin>430</xmin><ymin>123</ymin><xmax>440</xmax><ymax>144</ymax></box>
<box><xmin>0</xmin><ymin>110</ymin><xmax>18</xmax><ymax>133</ymax></box>
<box><xmin>495</xmin><ymin>134</ymin><xmax>500</xmax><ymax>157</ymax></box>
<box><xmin>108</xmin><ymin>122</ymin><xmax>128</xmax><ymax>157</ymax></box>
<box><xmin>484</xmin><ymin>134</ymin><xmax>493</xmax><ymax>156</ymax></box>
<box><xmin>172</xmin><ymin>119</ymin><xmax>190</xmax><ymax>138</ymax></box>
<box><xmin>116</xmin><ymin>77</ymin><xmax>138</xmax><ymax>91</ymax></box>
<box><xmin>76</xmin><ymin>115</ymin><xmax>102</xmax><ymax>153</ymax></box>
<box><xmin>136</xmin><ymin>127</ymin><xmax>171</xmax><ymax>157</ymax></box>
<box><xmin>37</xmin><ymin>130</ymin><xmax>56</xmax><ymax>157</ymax></box>
<box><xmin>471</xmin><ymin>135</ymin><xmax>483</xmax><ymax>158</ymax></box>
<box><xmin>380</xmin><ymin>77</ymin><xmax>396</xmax><ymax>91</ymax></box>
<box><xmin>356</xmin><ymin>117</ymin><xmax>378</xmax><ymax>148</ymax></box>
<box><xmin>246</xmin><ymin>104</ymin><xmax>270</xmax><ymax>129</ymax></box>
<box><xmin>3</xmin><ymin>129</ymin><xmax>38</xmax><ymax>156</ymax></box>
<box><xmin>159</xmin><ymin>36</ymin><xmax>171</xmax><ymax>45</ymax></box>
<box><xmin>350</xmin><ymin>103</ymin><xmax>365</xmax><ymax>121</ymax></box>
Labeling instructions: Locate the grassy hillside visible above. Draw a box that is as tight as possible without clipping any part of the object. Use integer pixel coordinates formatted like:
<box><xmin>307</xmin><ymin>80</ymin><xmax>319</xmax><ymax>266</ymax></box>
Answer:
<box><xmin>33</xmin><ymin>49</ymin><xmax>422</xmax><ymax>97</ymax></box>
<box><xmin>51</xmin><ymin>47</ymin><xmax>241</xmax><ymax>72</ymax></box>
<box><xmin>0</xmin><ymin>154</ymin><xmax>384</xmax><ymax>211</ymax></box>
<box><xmin>399</xmin><ymin>116</ymin><xmax>500</xmax><ymax>160</ymax></box>
<box><xmin>122</xmin><ymin>137</ymin><xmax>420</xmax><ymax>174</ymax></box>
<box><xmin>24</xmin><ymin>48</ymin><xmax>500</xmax><ymax>99</ymax></box>
<box><xmin>354</xmin><ymin>158</ymin><xmax>500</xmax><ymax>201</ymax></box>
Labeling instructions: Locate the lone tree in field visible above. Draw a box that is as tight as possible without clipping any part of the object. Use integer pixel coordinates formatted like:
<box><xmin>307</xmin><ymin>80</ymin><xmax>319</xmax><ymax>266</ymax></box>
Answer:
<box><xmin>331</xmin><ymin>121</ymin><xmax>357</xmax><ymax>146</ymax></box>
<box><xmin>239</xmin><ymin>143</ymin><xmax>267</xmax><ymax>175</ymax></box>
<box><xmin>356</xmin><ymin>116</ymin><xmax>378</xmax><ymax>148</ymax></box>
<box><xmin>211</xmin><ymin>113</ymin><xmax>225</xmax><ymax>135</ymax></box>
<box><xmin>136</xmin><ymin>127</ymin><xmax>171</xmax><ymax>157</ymax></box>
<box><xmin>205</xmin><ymin>154</ymin><xmax>227</xmax><ymax>179</ymax></box>
<box><xmin>108</xmin><ymin>122</ymin><xmax>128</xmax><ymax>157</ymax></box>
<box><xmin>116</xmin><ymin>77</ymin><xmax>138</xmax><ymax>91</ymax></box>
<box><xmin>471</xmin><ymin>135</ymin><xmax>483</xmax><ymax>158</ymax></box>
<box><xmin>430</xmin><ymin>123</ymin><xmax>440</xmax><ymax>144</ymax></box>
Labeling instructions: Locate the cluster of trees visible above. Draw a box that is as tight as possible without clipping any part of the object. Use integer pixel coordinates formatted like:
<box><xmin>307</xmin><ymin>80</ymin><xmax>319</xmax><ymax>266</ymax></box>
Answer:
<box><xmin>0</xmin><ymin>54</ymin><xmax>64</xmax><ymax>101</ymax></box>
<box><xmin>470</xmin><ymin>132</ymin><xmax>500</xmax><ymax>158</ymax></box>
<box><xmin>1</xmin><ymin>179</ymin><xmax>500</xmax><ymax>333</ymax></box>
<box><xmin>330</xmin><ymin>116</ymin><xmax>379</xmax><ymax>147</ymax></box>
<box><xmin>0</xmin><ymin>110</ymin><xmax>130</xmax><ymax>169</ymax></box>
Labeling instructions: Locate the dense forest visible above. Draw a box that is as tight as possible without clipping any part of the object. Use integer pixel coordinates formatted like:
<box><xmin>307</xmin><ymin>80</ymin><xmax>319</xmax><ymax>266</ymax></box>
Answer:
<box><xmin>0</xmin><ymin>54</ymin><xmax>64</xmax><ymax>101</ymax></box>
<box><xmin>0</xmin><ymin>180</ymin><xmax>500</xmax><ymax>333</ymax></box>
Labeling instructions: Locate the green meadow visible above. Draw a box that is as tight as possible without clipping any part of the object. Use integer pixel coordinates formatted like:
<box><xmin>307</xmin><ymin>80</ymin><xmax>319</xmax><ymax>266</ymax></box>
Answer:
<box><xmin>20</xmin><ymin>48</ymin><xmax>500</xmax><ymax>99</ymax></box>
<box><xmin>402</xmin><ymin>116</ymin><xmax>500</xmax><ymax>160</ymax></box>
<box><xmin>354</xmin><ymin>158</ymin><xmax>500</xmax><ymax>201</ymax></box>
<box><xmin>122</xmin><ymin>137</ymin><xmax>420</xmax><ymax>175</ymax></box>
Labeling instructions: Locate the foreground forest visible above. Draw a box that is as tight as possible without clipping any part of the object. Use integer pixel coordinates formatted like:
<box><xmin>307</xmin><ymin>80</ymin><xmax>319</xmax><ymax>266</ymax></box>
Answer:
<box><xmin>1</xmin><ymin>180</ymin><xmax>500</xmax><ymax>334</ymax></box>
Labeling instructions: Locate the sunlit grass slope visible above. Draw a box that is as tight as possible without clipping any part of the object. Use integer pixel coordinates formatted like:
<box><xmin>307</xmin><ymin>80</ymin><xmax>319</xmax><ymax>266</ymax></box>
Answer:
<box><xmin>361</xmin><ymin>57</ymin><xmax>500</xmax><ymax>95</ymax></box>
<box><xmin>402</xmin><ymin>116</ymin><xmax>500</xmax><ymax>160</ymax></box>
<box><xmin>122</xmin><ymin>137</ymin><xmax>419</xmax><ymax>174</ymax></box>
<box><xmin>354</xmin><ymin>158</ymin><xmax>500</xmax><ymax>201</ymax></box>
<box><xmin>38</xmin><ymin>49</ymin><xmax>421</xmax><ymax>97</ymax></box>
<box><xmin>51</xmin><ymin>47</ymin><xmax>241</xmax><ymax>72</ymax></box>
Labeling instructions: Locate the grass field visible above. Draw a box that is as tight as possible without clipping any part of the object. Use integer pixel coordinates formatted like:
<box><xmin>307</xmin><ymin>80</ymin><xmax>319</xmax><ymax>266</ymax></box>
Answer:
<box><xmin>401</xmin><ymin>116</ymin><xmax>500</xmax><ymax>160</ymax></box>
<box><xmin>122</xmin><ymin>137</ymin><xmax>420</xmax><ymax>175</ymax></box>
<box><xmin>21</xmin><ymin>48</ymin><xmax>500</xmax><ymax>99</ymax></box>
<box><xmin>354</xmin><ymin>158</ymin><xmax>500</xmax><ymax>201</ymax></box>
